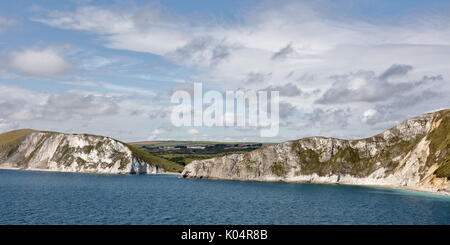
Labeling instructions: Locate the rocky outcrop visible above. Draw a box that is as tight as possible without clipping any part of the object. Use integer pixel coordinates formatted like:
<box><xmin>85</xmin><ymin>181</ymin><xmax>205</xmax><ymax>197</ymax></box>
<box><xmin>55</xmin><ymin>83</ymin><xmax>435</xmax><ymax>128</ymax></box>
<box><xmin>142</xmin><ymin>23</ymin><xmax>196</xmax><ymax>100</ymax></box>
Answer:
<box><xmin>182</xmin><ymin>109</ymin><xmax>450</xmax><ymax>194</ymax></box>
<box><xmin>0</xmin><ymin>131</ymin><xmax>175</xmax><ymax>174</ymax></box>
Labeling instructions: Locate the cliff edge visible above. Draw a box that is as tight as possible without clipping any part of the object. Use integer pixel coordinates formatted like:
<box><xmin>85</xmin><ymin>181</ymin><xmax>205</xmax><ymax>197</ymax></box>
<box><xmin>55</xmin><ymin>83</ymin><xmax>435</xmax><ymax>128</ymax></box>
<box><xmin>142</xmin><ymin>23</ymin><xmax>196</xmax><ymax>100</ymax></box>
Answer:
<box><xmin>0</xmin><ymin>130</ymin><xmax>182</xmax><ymax>174</ymax></box>
<box><xmin>182</xmin><ymin>109</ymin><xmax>450</xmax><ymax>194</ymax></box>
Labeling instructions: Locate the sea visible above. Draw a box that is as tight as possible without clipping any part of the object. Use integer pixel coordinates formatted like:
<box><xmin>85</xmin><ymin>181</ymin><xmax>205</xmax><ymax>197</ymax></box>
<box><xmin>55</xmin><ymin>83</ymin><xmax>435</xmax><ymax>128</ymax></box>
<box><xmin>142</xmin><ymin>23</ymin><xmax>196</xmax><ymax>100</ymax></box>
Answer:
<box><xmin>0</xmin><ymin>169</ymin><xmax>449</xmax><ymax>225</ymax></box>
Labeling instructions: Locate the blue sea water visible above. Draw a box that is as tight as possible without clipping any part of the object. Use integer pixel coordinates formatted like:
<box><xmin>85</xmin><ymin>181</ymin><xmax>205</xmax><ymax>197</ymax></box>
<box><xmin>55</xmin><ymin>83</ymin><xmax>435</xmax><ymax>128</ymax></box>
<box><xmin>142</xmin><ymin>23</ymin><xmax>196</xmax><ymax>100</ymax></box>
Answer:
<box><xmin>0</xmin><ymin>169</ymin><xmax>449</xmax><ymax>225</ymax></box>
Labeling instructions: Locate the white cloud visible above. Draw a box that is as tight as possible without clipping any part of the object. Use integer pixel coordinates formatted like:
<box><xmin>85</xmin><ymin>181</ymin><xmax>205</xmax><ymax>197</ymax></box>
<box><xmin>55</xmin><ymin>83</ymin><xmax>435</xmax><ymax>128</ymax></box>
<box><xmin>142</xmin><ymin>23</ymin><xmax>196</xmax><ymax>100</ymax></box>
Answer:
<box><xmin>315</xmin><ymin>65</ymin><xmax>442</xmax><ymax>104</ymax></box>
<box><xmin>0</xmin><ymin>84</ymin><xmax>118</xmax><ymax>121</ymax></box>
<box><xmin>0</xmin><ymin>83</ymin><xmax>181</xmax><ymax>141</ymax></box>
<box><xmin>0</xmin><ymin>118</ymin><xmax>18</xmax><ymax>132</ymax></box>
<box><xmin>22</xmin><ymin>2</ymin><xmax>450</xmax><ymax>140</ymax></box>
<box><xmin>45</xmin><ymin>93</ymin><xmax>118</xmax><ymax>119</ymax></box>
<box><xmin>9</xmin><ymin>47</ymin><xmax>72</xmax><ymax>77</ymax></box>
<box><xmin>188</xmin><ymin>128</ymin><xmax>199</xmax><ymax>135</ymax></box>
<box><xmin>32</xmin><ymin>6</ymin><xmax>187</xmax><ymax>55</ymax></box>
<box><xmin>151</xmin><ymin>129</ymin><xmax>164</xmax><ymax>135</ymax></box>
<box><xmin>32</xmin><ymin>3</ymin><xmax>450</xmax><ymax>89</ymax></box>
<box><xmin>265</xmin><ymin>83</ymin><xmax>303</xmax><ymax>97</ymax></box>
<box><xmin>362</xmin><ymin>109</ymin><xmax>378</xmax><ymax>123</ymax></box>
<box><xmin>166</xmin><ymin>36</ymin><xmax>237</xmax><ymax>68</ymax></box>
<box><xmin>147</xmin><ymin>128</ymin><xmax>165</xmax><ymax>140</ymax></box>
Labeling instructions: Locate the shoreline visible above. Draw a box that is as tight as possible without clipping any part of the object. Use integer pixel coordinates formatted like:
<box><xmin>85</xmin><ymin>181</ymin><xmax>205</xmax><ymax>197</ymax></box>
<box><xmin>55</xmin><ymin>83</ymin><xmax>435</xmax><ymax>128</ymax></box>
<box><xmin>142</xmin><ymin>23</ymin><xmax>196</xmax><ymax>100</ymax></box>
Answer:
<box><xmin>0</xmin><ymin>166</ymin><xmax>181</xmax><ymax>176</ymax></box>
<box><xmin>183</xmin><ymin>175</ymin><xmax>450</xmax><ymax>197</ymax></box>
<box><xmin>1</xmin><ymin>166</ymin><xmax>448</xmax><ymax>197</ymax></box>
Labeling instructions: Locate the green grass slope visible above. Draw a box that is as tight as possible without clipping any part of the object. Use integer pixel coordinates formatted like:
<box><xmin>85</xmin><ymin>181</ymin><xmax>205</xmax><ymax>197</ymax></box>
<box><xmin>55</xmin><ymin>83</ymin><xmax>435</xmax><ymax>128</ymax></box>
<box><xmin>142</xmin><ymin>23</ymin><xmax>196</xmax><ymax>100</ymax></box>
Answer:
<box><xmin>0</xmin><ymin>129</ymin><xmax>37</xmax><ymax>154</ymax></box>
<box><xmin>125</xmin><ymin>144</ymin><xmax>184</xmax><ymax>173</ymax></box>
<box><xmin>0</xmin><ymin>129</ymin><xmax>36</xmax><ymax>146</ymax></box>
<box><xmin>427</xmin><ymin>109</ymin><xmax>450</xmax><ymax>178</ymax></box>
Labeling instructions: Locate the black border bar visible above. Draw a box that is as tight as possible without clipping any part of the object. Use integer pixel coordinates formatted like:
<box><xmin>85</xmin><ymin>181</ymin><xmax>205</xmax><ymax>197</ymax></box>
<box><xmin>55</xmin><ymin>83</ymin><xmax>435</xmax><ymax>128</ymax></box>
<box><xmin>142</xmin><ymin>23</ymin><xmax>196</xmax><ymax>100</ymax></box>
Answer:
<box><xmin>0</xmin><ymin>225</ymin><xmax>448</xmax><ymax>243</ymax></box>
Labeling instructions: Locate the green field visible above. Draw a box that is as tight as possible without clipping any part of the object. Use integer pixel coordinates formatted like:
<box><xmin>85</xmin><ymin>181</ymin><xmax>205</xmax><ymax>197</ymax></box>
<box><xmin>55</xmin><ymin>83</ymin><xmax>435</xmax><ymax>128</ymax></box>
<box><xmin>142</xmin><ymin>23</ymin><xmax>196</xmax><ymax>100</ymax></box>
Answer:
<box><xmin>131</xmin><ymin>141</ymin><xmax>274</xmax><ymax>166</ymax></box>
<box><xmin>130</xmin><ymin>140</ymin><xmax>275</xmax><ymax>147</ymax></box>
<box><xmin>0</xmin><ymin>129</ymin><xmax>272</xmax><ymax>172</ymax></box>
<box><xmin>125</xmin><ymin>144</ymin><xmax>185</xmax><ymax>173</ymax></box>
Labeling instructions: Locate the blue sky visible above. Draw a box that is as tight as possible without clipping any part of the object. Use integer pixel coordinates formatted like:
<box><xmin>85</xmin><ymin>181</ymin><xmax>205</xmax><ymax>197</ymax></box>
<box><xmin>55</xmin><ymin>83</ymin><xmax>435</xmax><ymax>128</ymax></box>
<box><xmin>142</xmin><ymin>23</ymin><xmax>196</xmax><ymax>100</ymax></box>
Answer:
<box><xmin>1</xmin><ymin>0</ymin><xmax>450</xmax><ymax>142</ymax></box>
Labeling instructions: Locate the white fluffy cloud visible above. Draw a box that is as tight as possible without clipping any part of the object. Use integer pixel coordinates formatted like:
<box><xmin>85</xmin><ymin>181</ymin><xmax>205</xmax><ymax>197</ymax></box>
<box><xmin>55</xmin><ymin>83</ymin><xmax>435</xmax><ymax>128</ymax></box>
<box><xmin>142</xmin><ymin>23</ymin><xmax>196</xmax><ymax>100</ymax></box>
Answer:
<box><xmin>315</xmin><ymin>65</ymin><xmax>441</xmax><ymax>104</ymax></box>
<box><xmin>188</xmin><ymin>129</ymin><xmax>199</xmax><ymax>135</ymax></box>
<box><xmin>361</xmin><ymin>109</ymin><xmax>378</xmax><ymax>123</ymax></box>
<box><xmin>20</xmin><ymin>2</ymin><xmax>450</xmax><ymax>140</ymax></box>
<box><xmin>147</xmin><ymin>129</ymin><xmax>165</xmax><ymax>140</ymax></box>
<box><xmin>166</xmin><ymin>36</ymin><xmax>236</xmax><ymax>68</ymax></box>
<box><xmin>33</xmin><ymin>6</ymin><xmax>187</xmax><ymax>55</ymax></box>
<box><xmin>9</xmin><ymin>47</ymin><xmax>72</xmax><ymax>77</ymax></box>
<box><xmin>33</xmin><ymin>2</ymin><xmax>450</xmax><ymax>98</ymax></box>
<box><xmin>0</xmin><ymin>84</ymin><xmax>118</xmax><ymax>121</ymax></box>
<box><xmin>32</xmin><ymin>4</ymin><xmax>450</xmax><ymax>82</ymax></box>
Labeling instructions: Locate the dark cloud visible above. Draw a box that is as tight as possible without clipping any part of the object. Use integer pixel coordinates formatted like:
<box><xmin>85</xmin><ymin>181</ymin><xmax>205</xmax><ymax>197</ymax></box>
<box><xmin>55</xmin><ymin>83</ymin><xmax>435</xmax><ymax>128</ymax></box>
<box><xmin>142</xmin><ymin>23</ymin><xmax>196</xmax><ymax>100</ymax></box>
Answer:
<box><xmin>147</xmin><ymin>108</ymin><xmax>170</xmax><ymax>120</ymax></box>
<box><xmin>169</xmin><ymin>82</ymin><xmax>196</xmax><ymax>98</ymax></box>
<box><xmin>43</xmin><ymin>93</ymin><xmax>119</xmax><ymax>120</ymax></box>
<box><xmin>245</xmin><ymin>72</ymin><xmax>272</xmax><ymax>84</ymax></box>
<box><xmin>211</xmin><ymin>44</ymin><xmax>231</xmax><ymax>65</ymax></box>
<box><xmin>130</xmin><ymin>5</ymin><xmax>168</xmax><ymax>31</ymax></box>
<box><xmin>361</xmin><ymin>107</ymin><xmax>400</xmax><ymax>127</ymax></box>
<box><xmin>0</xmin><ymin>85</ymin><xmax>120</xmax><ymax>122</ymax></box>
<box><xmin>272</xmin><ymin>43</ymin><xmax>296</xmax><ymax>60</ymax></box>
<box><xmin>129</xmin><ymin>110</ymin><xmax>140</xmax><ymax>116</ymax></box>
<box><xmin>265</xmin><ymin>83</ymin><xmax>303</xmax><ymax>97</ymax></box>
<box><xmin>168</xmin><ymin>36</ymin><xmax>235</xmax><ymax>67</ymax></box>
<box><xmin>311</xmin><ymin>89</ymin><xmax>321</xmax><ymax>95</ymax></box>
<box><xmin>286</xmin><ymin>71</ymin><xmax>295</xmax><ymax>78</ymax></box>
<box><xmin>383</xmin><ymin>89</ymin><xmax>442</xmax><ymax>110</ymax></box>
<box><xmin>379</xmin><ymin>64</ymin><xmax>413</xmax><ymax>80</ymax></box>
<box><xmin>0</xmin><ymin>101</ymin><xmax>22</xmax><ymax>119</ymax></box>
<box><xmin>363</xmin><ymin>89</ymin><xmax>447</xmax><ymax>127</ymax></box>
<box><xmin>304</xmin><ymin>107</ymin><xmax>351</xmax><ymax>129</ymax></box>
<box><xmin>315</xmin><ymin>65</ymin><xmax>442</xmax><ymax>104</ymax></box>
<box><xmin>279</xmin><ymin>102</ymin><xmax>298</xmax><ymax>119</ymax></box>
<box><xmin>297</xmin><ymin>73</ymin><xmax>316</xmax><ymax>83</ymax></box>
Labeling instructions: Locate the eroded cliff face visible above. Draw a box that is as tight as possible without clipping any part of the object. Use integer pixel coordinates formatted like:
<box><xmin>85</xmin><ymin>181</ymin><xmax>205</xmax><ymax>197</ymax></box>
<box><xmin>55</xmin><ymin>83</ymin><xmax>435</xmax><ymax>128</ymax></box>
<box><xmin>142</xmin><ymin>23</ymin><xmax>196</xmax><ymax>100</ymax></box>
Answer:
<box><xmin>182</xmin><ymin>110</ymin><xmax>450</xmax><ymax>194</ymax></box>
<box><xmin>0</xmin><ymin>132</ymin><xmax>162</xmax><ymax>174</ymax></box>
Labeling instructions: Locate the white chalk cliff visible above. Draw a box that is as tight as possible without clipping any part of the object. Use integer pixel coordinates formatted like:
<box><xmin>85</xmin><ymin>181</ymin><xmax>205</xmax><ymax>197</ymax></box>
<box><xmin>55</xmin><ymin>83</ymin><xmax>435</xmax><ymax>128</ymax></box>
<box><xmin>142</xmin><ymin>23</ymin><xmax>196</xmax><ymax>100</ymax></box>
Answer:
<box><xmin>182</xmin><ymin>109</ymin><xmax>450</xmax><ymax>194</ymax></box>
<box><xmin>0</xmin><ymin>131</ymin><xmax>179</xmax><ymax>174</ymax></box>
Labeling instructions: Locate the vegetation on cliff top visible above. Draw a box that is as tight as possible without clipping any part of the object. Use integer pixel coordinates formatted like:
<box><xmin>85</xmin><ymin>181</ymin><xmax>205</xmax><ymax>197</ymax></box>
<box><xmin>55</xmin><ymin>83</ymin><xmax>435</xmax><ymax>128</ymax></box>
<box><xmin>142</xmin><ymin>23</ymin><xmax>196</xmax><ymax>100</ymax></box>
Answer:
<box><xmin>126</xmin><ymin>144</ymin><xmax>184</xmax><ymax>173</ymax></box>
<box><xmin>0</xmin><ymin>129</ymin><xmax>36</xmax><ymax>146</ymax></box>
<box><xmin>290</xmin><ymin>140</ymin><xmax>381</xmax><ymax>178</ymax></box>
<box><xmin>287</xmin><ymin>109</ymin><xmax>450</xmax><ymax>179</ymax></box>
<box><xmin>426</xmin><ymin>109</ymin><xmax>450</xmax><ymax>178</ymax></box>
<box><xmin>2</xmin><ymin>109</ymin><xmax>449</xmax><ymax>177</ymax></box>
<box><xmin>0</xmin><ymin>129</ymin><xmax>37</xmax><ymax>159</ymax></box>
<box><xmin>130</xmin><ymin>141</ymin><xmax>269</xmax><ymax>166</ymax></box>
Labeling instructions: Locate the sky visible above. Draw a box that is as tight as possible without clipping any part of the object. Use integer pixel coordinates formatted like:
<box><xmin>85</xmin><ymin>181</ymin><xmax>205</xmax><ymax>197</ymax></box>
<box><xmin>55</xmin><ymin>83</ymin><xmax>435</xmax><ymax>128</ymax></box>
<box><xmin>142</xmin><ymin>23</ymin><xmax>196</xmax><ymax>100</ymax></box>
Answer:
<box><xmin>0</xmin><ymin>0</ymin><xmax>449</xmax><ymax>142</ymax></box>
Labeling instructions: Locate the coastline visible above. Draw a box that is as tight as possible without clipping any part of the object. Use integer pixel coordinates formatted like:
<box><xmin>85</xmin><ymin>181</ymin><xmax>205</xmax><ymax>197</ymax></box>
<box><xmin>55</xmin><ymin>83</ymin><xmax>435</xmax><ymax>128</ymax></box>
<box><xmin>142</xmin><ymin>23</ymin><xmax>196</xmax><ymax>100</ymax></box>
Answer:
<box><xmin>0</xmin><ymin>166</ymin><xmax>180</xmax><ymax>176</ymax></box>
<box><xmin>1</xmin><ymin>166</ymin><xmax>448</xmax><ymax>197</ymax></box>
<box><xmin>183</xmin><ymin>175</ymin><xmax>450</xmax><ymax>197</ymax></box>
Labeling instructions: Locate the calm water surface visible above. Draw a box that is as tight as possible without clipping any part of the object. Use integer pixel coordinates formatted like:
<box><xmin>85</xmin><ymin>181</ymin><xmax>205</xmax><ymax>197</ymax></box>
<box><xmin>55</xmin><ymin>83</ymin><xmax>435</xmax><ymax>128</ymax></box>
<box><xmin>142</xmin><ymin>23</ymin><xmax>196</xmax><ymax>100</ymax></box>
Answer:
<box><xmin>0</xmin><ymin>169</ymin><xmax>449</xmax><ymax>224</ymax></box>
